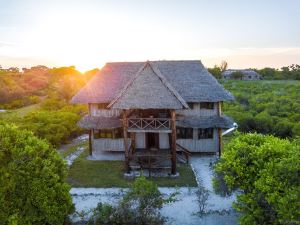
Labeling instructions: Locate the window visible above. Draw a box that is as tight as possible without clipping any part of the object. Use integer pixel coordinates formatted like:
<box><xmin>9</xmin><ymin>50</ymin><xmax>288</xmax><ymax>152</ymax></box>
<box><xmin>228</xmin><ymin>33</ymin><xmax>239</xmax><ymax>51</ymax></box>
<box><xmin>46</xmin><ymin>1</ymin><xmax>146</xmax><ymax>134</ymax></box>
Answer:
<box><xmin>198</xmin><ymin>128</ymin><xmax>213</xmax><ymax>139</ymax></box>
<box><xmin>94</xmin><ymin>129</ymin><xmax>112</xmax><ymax>139</ymax></box>
<box><xmin>97</xmin><ymin>103</ymin><xmax>109</xmax><ymax>109</ymax></box>
<box><xmin>177</xmin><ymin>128</ymin><xmax>193</xmax><ymax>139</ymax></box>
<box><xmin>187</xmin><ymin>102</ymin><xmax>194</xmax><ymax>109</ymax></box>
<box><xmin>114</xmin><ymin>128</ymin><xmax>123</xmax><ymax>139</ymax></box>
<box><xmin>94</xmin><ymin>128</ymin><xmax>125</xmax><ymax>139</ymax></box>
<box><xmin>200</xmin><ymin>102</ymin><xmax>214</xmax><ymax>109</ymax></box>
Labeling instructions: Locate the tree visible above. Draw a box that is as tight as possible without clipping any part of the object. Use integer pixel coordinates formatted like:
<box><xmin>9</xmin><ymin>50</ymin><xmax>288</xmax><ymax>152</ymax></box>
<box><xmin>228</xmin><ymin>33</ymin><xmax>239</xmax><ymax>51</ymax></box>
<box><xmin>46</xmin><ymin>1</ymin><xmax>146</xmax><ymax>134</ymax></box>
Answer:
<box><xmin>208</xmin><ymin>65</ymin><xmax>222</xmax><ymax>79</ymax></box>
<box><xmin>0</xmin><ymin>123</ymin><xmax>74</xmax><ymax>225</ymax></box>
<box><xmin>214</xmin><ymin>133</ymin><xmax>300</xmax><ymax>224</ymax></box>
<box><xmin>220</xmin><ymin>60</ymin><xmax>228</xmax><ymax>72</ymax></box>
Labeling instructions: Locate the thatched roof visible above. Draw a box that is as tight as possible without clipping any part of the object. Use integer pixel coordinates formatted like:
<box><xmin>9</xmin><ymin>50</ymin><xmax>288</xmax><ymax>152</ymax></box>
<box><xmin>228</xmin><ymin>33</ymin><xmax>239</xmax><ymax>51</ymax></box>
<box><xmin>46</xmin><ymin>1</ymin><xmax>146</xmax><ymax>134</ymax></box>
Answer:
<box><xmin>71</xmin><ymin>60</ymin><xmax>234</xmax><ymax>104</ymax></box>
<box><xmin>109</xmin><ymin>62</ymin><xmax>188</xmax><ymax>109</ymax></box>
<box><xmin>177</xmin><ymin>115</ymin><xmax>234</xmax><ymax>129</ymax></box>
<box><xmin>77</xmin><ymin>115</ymin><xmax>121</xmax><ymax>129</ymax></box>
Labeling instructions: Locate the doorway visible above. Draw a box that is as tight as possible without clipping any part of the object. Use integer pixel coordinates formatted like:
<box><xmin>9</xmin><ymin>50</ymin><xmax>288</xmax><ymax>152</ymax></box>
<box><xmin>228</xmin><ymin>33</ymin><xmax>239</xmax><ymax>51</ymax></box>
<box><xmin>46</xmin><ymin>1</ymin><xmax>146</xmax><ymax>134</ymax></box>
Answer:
<box><xmin>146</xmin><ymin>133</ymin><xmax>159</xmax><ymax>149</ymax></box>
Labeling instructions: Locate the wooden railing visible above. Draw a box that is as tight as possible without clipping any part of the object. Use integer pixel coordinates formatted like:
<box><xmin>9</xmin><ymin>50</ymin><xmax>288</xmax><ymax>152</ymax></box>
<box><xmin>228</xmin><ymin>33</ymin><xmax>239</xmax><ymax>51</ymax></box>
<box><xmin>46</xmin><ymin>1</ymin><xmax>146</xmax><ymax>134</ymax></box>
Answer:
<box><xmin>176</xmin><ymin>143</ymin><xmax>191</xmax><ymax>164</ymax></box>
<box><xmin>93</xmin><ymin>109</ymin><xmax>121</xmax><ymax>117</ymax></box>
<box><xmin>127</xmin><ymin>118</ymin><xmax>171</xmax><ymax>130</ymax></box>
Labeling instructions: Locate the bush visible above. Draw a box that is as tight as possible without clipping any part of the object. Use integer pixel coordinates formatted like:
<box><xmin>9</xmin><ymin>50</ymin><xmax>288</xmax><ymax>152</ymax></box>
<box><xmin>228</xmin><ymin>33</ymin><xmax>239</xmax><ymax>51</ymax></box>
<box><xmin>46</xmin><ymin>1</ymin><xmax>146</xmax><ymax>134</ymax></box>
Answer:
<box><xmin>0</xmin><ymin>123</ymin><xmax>74</xmax><ymax>225</ymax></box>
<box><xmin>40</xmin><ymin>97</ymin><xmax>68</xmax><ymax>111</ymax></box>
<box><xmin>195</xmin><ymin>185</ymin><xmax>209</xmax><ymax>216</ymax></box>
<box><xmin>89</xmin><ymin>176</ymin><xmax>177</xmax><ymax>225</ymax></box>
<box><xmin>214</xmin><ymin>132</ymin><xmax>300</xmax><ymax>224</ymax></box>
<box><xmin>20</xmin><ymin>109</ymin><xmax>82</xmax><ymax>147</ymax></box>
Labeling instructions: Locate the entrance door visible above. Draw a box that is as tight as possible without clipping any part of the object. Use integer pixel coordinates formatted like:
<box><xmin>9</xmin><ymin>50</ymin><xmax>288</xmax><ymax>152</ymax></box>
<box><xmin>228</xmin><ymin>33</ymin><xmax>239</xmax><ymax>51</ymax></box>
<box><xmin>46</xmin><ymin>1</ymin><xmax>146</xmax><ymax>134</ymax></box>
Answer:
<box><xmin>146</xmin><ymin>133</ymin><xmax>159</xmax><ymax>149</ymax></box>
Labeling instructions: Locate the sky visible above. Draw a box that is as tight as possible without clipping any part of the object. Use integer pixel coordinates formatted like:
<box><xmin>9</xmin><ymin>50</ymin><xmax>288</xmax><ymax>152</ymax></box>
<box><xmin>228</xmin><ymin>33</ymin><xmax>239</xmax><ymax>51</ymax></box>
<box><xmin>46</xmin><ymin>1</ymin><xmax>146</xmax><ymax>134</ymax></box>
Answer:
<box><xmin>0</xmin><ymin>0</ymin><xmax>299</xmax><ymax>72</ymax></box>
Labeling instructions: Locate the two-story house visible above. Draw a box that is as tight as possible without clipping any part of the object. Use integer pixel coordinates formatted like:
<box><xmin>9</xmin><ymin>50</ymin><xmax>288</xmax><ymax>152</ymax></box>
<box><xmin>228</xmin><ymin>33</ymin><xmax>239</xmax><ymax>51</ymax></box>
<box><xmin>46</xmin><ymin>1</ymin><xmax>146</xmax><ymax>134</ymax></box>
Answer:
<box><xmin>71</xmin><ymin>60</ymin><xmax>234</xmax><ymax>176</ymax></box>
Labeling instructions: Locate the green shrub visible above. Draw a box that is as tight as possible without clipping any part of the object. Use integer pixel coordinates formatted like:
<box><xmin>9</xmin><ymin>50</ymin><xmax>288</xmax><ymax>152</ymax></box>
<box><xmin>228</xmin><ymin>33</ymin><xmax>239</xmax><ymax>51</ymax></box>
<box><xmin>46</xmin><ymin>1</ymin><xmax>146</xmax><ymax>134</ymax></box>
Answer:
<box><xmin>0</xmin><ymin>123</ymin><xmax>74</xmax><ymax>225</ymax></box>
<box><xmin>89</xmin><ymin>176</ymin><xmax>177</xmax><ymax>225</ymax></box>
<box><xmin>214</xmin><ymin>132</ymin><xmax>300</xmax><ymax>224</ymax></box>
<box><xmin>40</xmin><ymin>97</ymin><xmax>68</xmax><ymax>111</ymax></box>
<box><xmin>20</xmin><ymin>110</ymin><xmax>82</xmax><ymax>147</ymax></box>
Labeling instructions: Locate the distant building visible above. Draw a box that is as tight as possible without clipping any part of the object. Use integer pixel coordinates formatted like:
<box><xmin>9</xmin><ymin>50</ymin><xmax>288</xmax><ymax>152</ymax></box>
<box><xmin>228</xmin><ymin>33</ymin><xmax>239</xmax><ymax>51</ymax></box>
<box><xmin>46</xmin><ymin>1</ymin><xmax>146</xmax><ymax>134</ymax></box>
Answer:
<box><xmin>222</xmin><ymin>69</ymin><xmax>262</xmax><ymax>80</ymax></box>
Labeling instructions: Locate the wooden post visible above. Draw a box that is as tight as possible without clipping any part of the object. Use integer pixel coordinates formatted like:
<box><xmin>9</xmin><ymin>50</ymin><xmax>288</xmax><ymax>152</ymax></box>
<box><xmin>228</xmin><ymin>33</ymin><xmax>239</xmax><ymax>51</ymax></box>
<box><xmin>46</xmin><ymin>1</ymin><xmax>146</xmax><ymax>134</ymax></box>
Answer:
<box><xmin>123</xmin><ymin>110</ymin><xmax>130</xmax><ymax>173</ymax></box>
<box><xmin>131</xmin><ymin>132</ymin><xmax>136</xmax><ymax>154</ymax></box>
<box><xmin>217</xmin><ymin>102</ymin><xmax>222</xmax><ymax>116</ymax></box>
<box><xmin>218</xmin><ymin>128</ymin><xmax>222</xmax><ymax>157</ymax></box>
<box><xmin>88</xmin><ymin>103</ymin><xmax>91</xmax><ymax>115</ymax></box>
<box><xmin>217</xmin><ymin>102</ymin><xmax>222</xmax><ymax>157</ymax></box>
<box><xmin>170</xmin><ymin>109</ymin><xmax>177</xmax><ymax>175</ymax></box>
<box><xmin>89</xmin><ymin>129</ymin><xmax>93</xmax><ymax>156</ymax></box>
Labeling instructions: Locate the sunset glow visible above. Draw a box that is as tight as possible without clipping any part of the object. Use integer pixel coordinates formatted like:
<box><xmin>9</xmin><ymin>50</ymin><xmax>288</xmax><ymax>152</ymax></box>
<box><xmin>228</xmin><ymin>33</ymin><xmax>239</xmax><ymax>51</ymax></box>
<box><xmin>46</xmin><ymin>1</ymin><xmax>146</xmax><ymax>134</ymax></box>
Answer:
<box><xmin>0</xmin><ymin>0</ymin><xmax>300</xmax><ymax>70</ymax></box>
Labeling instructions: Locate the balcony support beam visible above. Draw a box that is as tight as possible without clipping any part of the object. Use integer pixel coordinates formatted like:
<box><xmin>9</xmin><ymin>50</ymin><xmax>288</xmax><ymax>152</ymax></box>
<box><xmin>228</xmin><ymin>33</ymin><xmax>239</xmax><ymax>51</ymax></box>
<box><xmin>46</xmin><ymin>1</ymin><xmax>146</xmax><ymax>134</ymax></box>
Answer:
<box><xmin>170</xmin><ymin>110</ymin><xmax>177</xmax><ymax>175</ymax></box>
<box><xmin>122</xmin><ymin>110</ymin><xmax>130</xmax><ymax>173</ymax></box>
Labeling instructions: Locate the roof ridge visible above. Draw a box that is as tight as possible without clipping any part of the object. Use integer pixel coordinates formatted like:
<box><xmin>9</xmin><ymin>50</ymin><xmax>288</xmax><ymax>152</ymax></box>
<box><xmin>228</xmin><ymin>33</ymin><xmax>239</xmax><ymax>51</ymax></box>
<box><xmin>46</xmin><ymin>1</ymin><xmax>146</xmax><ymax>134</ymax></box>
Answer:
<box><xmin>107</xmin><ymin>62</ymin><xmax>148</xmax><ymax>108</ymax></box>
<box><xmin>108</xmin><ymin>61</ymin><xmax>188</xmax><ymax>109</ymax></box>
<box><xmin>149</xmin><ymin>62</ymin><xmax>188</xmax><ymax>109</ymax></box>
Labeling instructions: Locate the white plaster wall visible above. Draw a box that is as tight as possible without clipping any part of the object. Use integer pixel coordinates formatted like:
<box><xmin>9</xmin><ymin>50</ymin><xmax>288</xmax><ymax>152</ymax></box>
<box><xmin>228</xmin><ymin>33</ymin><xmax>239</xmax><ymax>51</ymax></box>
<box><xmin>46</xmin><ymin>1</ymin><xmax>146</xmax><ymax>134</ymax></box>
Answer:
<box><xmin>93</xmin><ymin>138</ymin><xmax>131</xmax><ymax>152</ymax></box>
<box><xmin>90</xmin><ymin>104</ymin><xmax>121</xmax><ymax>117</ymax></box>
<box><xmin>176</xmin><ymin>129</ymin><xmax>219</xmax><ymax>152</ymax></box>
<box><xmin>159</xmin><ymin>133</ymin><xmax>170</xmax><ymax>149</ymax></box>
<box><xmin>135</xmin><ymin>133</ymin><xmax>146</xmax><ymax>148</ymax></box>
<box><xmin>176</xmin><ymin>103</ymin><xmax>218</xmax><ymax>117</ymax></box>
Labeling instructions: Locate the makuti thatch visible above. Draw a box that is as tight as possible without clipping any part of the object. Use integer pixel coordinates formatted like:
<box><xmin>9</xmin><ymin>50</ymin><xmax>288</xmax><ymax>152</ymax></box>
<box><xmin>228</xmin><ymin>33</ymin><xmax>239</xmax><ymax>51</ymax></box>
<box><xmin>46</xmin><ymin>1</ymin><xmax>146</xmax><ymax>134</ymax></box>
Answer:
<box><xmin>109</xmin><ymin>62</ymin><xmax>188</xmax><ymax>109</ymax></box>
<box><xmin>77</xmin><ymin>115</ymin><xmax>121</xmax><ymax>129</ymax></box>
<box><xmin>177</xmin><ymin>115</ymin><xmax>234</xmax><ymax>129</ymax></box>
<box><xmin>71</xmin><ymin>60</ymin><xmax>234</xmax><ymax>105</ymax></box>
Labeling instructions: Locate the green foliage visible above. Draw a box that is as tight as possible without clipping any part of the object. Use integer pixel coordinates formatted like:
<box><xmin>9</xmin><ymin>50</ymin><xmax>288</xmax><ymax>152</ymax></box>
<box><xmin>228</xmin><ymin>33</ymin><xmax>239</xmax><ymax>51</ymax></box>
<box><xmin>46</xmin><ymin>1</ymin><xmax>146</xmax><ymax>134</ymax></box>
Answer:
<box><xmin>208</xmin><ymin>65</ymin><xmax>222</xmax><ymax>79</ymax></box>
<box><xmin>231</xmin><ymin>71</ymin><xmax>244</xmax><ymax>80</ymax></box>
<box><xmin>20</xmin><ymin>108</ymin><xmax>83</xmax><ymax>147</ymax></box>
<box><xmin>214</xmin><ymin>133</ymin><xmax>300</xmax><ymax>224</ymax></box>
<box><xmin>89</xmin><ymin>176</ymin><xmax>177</xmax><ymax>225</ymax></box>
<box><xmin>0</xmin><ymin>95</ymin><xmax>41</xmax><ymax>109</ymax></box>
<box><xmin>255</xmin><ymin>64</ymin><xmax>300</xmax><ymax>80</ymax></box>
<box><xmin>207</xmin><ymin>61</ymin><xmax>228</xmax><ymax>79</ymax></box>
<box><xmin>0</xmin><ymin>123</ymin><xmax>74</xmax><ymax>225</ymax></box>
<box><xmin>223</xmin><ymin>80</ymin><xmax>300</xmax><ymax>138</ymax></box>
<box><xmin>0</xmin><ymin>65</ymin><xmax>97</xmax><ymax>108</ymax></box>
<box><xmin>1</xmin><ymin>97</ymin><xmax>86</xmax><ymax>147</ymax></box>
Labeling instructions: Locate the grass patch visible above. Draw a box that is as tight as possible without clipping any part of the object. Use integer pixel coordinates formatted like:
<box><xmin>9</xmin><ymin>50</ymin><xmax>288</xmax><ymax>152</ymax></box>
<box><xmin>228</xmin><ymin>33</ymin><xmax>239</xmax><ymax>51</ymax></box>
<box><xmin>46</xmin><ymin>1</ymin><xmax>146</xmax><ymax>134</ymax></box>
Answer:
<box><xmin>59</xmin><ymin>141</ymin><xmax>87</xmax><ymax>158</ymax></box>
<box><xmin>67</xmin><ymin>150</ymin><xmax>197</xmax><ymax>188</ymax></box>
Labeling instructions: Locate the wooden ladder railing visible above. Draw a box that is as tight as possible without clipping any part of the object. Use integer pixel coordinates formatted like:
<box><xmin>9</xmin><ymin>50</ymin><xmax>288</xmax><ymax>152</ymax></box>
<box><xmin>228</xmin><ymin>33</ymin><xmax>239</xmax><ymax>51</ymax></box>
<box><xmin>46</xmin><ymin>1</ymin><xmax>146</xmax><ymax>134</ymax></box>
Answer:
<box><xmin>176</xmin><ymin>143</ymin><xmax>191</xmax><ymax>164</ymax></box>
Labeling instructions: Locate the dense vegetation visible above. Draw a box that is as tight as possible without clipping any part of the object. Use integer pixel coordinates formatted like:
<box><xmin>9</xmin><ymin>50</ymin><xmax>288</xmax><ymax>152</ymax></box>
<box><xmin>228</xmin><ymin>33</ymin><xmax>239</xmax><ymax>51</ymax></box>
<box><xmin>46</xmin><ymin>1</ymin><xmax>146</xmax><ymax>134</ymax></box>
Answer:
<box><xmin>214</xmin><ymin>133</ymin><xmax>300</xmax><ymax>224</ymax></box>
<box><xmin>0</xmin><ymin>123</ymin><xmax>74</xmax><ymax>225</ymax></box>
<box><xmin>256</xmin><ymin>64</ymin><xmax>300</xmax><ymax>80</ymax></box>
<box><xmin>0</xmin><ymin>65</ymin><xmax>97</xmax><ymax>109</ymax></box>
<box><xmin>0</xmin><ymin>65</ymin><xmax>94</xmax><ymax>147</ymax></box>
<box><xmin>0</xmin><ymin>96</ymin><xmax>86</xmax><ymax>147</ymax></box>
<box><xmin>222</xmin><ymin>80</ymin><xmax>300</xmax><ymax>139</ymax></box>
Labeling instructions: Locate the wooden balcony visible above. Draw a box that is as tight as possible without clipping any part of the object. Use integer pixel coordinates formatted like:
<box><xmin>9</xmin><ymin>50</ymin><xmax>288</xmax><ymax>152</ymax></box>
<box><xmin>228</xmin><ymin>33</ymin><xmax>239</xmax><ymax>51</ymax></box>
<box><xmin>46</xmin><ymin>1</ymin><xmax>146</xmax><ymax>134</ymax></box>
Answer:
<box><xmin>127</xmin><ymin>118</ymin><xmax>171</xmax><ymax>133</ymax></box>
